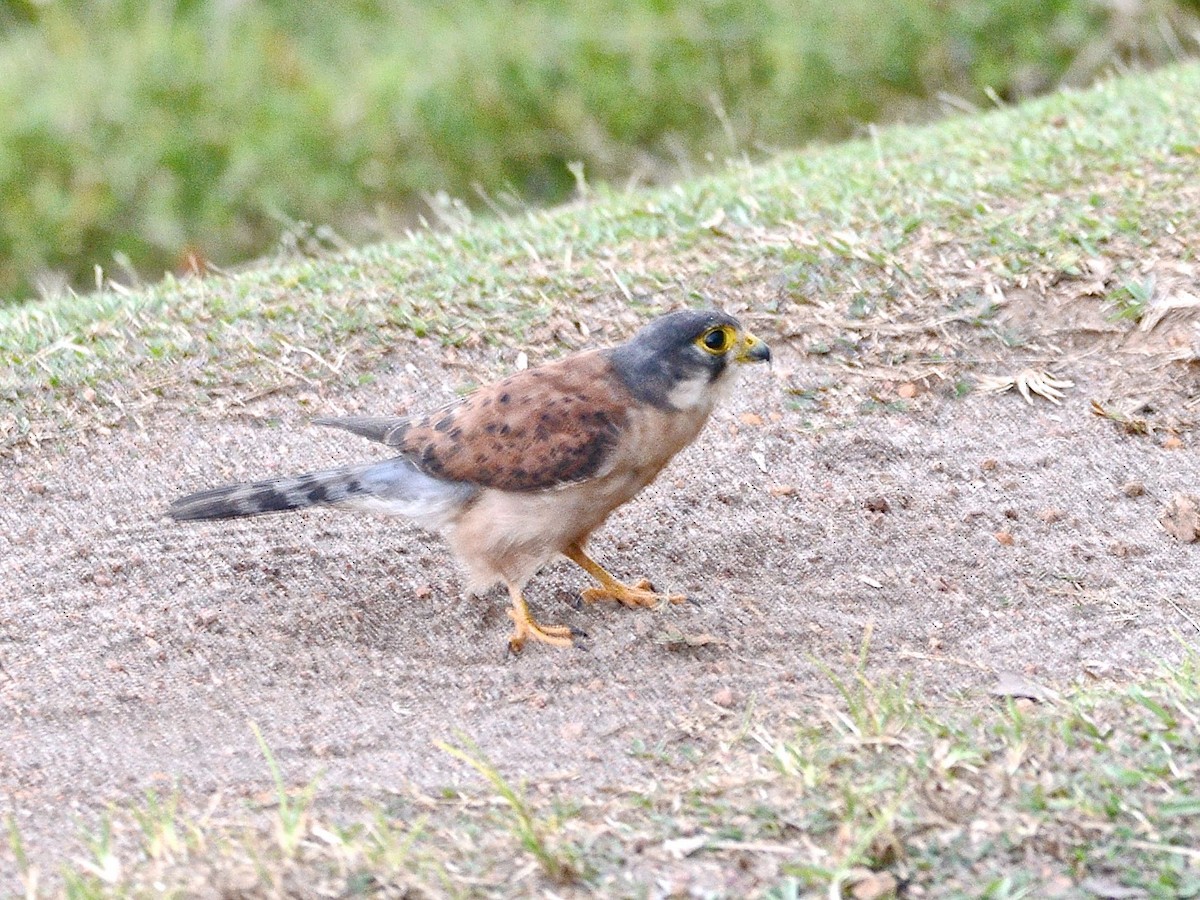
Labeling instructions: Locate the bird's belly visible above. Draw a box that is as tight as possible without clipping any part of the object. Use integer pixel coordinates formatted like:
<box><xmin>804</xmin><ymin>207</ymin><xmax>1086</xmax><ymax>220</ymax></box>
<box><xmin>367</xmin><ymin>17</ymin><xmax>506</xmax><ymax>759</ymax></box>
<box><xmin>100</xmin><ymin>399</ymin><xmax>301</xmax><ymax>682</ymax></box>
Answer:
<box><xmin>447</xmin><ymin>471</ymin><xmax>649</xmax><ymax>590</ymax></box>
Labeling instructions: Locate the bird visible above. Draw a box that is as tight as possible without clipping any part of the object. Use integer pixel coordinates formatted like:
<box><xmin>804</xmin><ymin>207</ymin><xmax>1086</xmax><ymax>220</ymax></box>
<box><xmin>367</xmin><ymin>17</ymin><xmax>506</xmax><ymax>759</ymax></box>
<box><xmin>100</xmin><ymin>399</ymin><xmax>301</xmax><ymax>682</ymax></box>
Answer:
<box><xmin>169</xmin><ymin>308</ymin><xmax>771</xmax><ymax>652</ymax></box>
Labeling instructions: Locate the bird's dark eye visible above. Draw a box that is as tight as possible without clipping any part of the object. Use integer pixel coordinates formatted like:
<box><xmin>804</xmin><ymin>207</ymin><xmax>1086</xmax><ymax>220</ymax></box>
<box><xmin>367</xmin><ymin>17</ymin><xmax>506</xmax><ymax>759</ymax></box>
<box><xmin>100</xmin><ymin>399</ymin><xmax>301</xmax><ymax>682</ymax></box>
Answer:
<box><xmin>697</xmin><ymin>326</ymin><xmax>734</xmax><ymax>354</ymax></box>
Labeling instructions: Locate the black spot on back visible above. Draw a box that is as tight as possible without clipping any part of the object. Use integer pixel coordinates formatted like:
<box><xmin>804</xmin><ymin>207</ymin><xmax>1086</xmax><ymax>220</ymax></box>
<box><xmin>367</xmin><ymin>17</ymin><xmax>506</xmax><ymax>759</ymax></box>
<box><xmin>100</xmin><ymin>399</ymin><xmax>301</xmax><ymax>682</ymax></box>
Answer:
<box><xmin>419</xmin><ymin>444</ymin><xmax>446</xmax><ymax>477</ymax></box>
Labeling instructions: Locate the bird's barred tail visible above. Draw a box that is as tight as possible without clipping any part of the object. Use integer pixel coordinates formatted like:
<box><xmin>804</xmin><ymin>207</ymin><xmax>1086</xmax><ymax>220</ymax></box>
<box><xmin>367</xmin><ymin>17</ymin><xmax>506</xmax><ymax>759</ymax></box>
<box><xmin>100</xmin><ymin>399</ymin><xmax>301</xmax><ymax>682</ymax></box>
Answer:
<box><xmin>168</xmin><ymin>463</ymin><xmax>378</xmax><ymax>521</ymax></box>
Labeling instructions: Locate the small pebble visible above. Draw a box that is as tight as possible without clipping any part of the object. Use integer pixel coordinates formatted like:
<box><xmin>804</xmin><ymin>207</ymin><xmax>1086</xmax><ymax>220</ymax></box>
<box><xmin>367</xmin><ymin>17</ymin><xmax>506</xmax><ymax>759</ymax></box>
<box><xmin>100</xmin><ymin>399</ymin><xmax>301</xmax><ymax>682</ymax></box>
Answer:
<box><xmin>711</xmin><ymin>688</ymin><xmax>736</xmax><ymax>708</ymax></box>
<box><xmin>1121</xmin><ymin>480</ymin><xmax>1145</xmax><ymax>497</ymax></box>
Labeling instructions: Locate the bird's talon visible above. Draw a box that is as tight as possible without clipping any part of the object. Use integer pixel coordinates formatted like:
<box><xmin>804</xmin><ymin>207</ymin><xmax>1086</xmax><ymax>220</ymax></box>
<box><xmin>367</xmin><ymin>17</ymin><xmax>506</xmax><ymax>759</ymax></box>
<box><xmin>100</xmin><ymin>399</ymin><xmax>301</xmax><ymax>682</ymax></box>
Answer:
<box><xmin>506</xmin><ymin>626</ymin><xmax>574</xmax><ymax>652</ymax></box>
<box><xmin>505</xmin><ymin>592</ymin><xmax>576</xmax><ymax>652</ymax></box>
<box><xmin>579</xmin><ymin>582</ymin><xmax>684</xmax><ymax>609</ymax></box>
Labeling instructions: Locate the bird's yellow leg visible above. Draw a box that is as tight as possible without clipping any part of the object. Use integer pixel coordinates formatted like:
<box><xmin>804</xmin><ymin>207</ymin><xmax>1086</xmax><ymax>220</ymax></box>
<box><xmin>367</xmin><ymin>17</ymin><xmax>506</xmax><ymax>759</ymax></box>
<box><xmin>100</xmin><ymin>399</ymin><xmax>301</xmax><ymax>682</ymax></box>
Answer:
<box><xmin>564</xmin><ymin>543</ymin><xmax>686</xmax><ymax>608</ymax></box>
<box><xmin>505</xmin><ymin>582</ymin><xmax>576</xmax><ymax>653</ymax></box>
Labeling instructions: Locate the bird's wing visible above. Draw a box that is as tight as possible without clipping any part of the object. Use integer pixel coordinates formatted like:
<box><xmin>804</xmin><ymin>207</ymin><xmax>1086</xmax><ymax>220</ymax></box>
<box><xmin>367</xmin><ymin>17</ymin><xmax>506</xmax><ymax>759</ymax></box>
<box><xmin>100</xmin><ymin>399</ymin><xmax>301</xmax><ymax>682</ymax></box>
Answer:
<box><xmin>315</xmin><ymin>351</ymin><xmax>632</xmax><ymax>492</ymax></box>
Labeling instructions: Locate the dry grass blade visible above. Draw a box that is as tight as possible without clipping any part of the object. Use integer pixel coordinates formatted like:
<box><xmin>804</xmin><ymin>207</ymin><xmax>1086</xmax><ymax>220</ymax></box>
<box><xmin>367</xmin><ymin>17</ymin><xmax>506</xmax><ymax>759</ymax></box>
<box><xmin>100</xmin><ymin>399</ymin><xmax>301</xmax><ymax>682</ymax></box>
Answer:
<box><xmin>1138</xmin><ymin>290</ymin><xmax>1200</xmax><ymax>333</ymax></box>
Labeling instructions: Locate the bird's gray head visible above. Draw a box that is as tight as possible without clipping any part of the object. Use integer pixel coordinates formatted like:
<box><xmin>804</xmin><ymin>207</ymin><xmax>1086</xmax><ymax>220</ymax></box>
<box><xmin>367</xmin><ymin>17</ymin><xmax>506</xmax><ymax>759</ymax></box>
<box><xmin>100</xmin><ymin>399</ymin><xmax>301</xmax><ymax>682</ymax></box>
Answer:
<box><xmin>607</xmin><ymin>309</ymin><xmax>771</xmax><ymax>411</ymax></box>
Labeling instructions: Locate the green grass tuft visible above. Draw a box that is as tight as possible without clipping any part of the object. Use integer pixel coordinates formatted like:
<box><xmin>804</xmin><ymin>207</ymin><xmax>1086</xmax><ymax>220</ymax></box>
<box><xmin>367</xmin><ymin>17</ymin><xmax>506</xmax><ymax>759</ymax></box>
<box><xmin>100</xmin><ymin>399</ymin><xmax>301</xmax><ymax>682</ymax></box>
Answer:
<box><xmin>437</xmin><ymin>734</ymin><xmax>583</xmax><ymax>884</ymax></box>
<box><xmin>250</xmin><ymin>721</ymin><xmax>322</xmax><ymax>860</ymax></box>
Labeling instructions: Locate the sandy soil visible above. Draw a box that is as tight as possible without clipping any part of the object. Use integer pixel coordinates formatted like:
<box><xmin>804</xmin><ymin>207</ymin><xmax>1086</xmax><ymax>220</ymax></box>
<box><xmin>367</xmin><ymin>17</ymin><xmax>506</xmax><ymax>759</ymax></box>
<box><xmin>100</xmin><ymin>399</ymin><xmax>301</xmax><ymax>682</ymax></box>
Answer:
<box><xmin>1</xmin><ymin>305</ymin><xmax>1197</xmax><ymax>882</ymax></box>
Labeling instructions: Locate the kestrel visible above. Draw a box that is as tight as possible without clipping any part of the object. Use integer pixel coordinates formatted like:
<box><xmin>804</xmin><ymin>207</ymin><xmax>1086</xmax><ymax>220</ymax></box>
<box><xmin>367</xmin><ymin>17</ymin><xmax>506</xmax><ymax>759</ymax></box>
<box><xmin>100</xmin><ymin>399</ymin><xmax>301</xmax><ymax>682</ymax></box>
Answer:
<box><xmin>170</xmin><ymin>309</ymin><xmax>771</xmax><ymax>652</ymax></box>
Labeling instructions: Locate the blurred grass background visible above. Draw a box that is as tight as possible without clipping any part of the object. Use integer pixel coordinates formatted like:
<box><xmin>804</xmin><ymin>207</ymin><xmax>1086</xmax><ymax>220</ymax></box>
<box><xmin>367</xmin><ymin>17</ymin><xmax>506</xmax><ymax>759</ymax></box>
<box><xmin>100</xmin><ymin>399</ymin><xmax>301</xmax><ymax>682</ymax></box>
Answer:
<box><xmin>1</xmin><ymin>0</ymin><xmax>1197</xmax><ymax>303</ymax></box>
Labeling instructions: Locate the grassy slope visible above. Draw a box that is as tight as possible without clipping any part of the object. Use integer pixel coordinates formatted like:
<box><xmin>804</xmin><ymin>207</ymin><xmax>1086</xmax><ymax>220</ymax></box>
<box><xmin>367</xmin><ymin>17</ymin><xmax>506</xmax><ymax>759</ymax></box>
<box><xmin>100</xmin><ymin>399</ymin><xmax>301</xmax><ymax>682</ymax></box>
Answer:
<box><xmin>3</xmin><ymin>64</ymin><xmax>1200</xmax><ymax>895</ymax></box>
<box><xmin>4</xmin><ymin>0</ymin><xmax>1195</xmax><ymax>300</ymax></box>
<box><xmin>2</xmin><ymin>62</ymin><xmax>1198</xmax><ymax>450</ymax></box>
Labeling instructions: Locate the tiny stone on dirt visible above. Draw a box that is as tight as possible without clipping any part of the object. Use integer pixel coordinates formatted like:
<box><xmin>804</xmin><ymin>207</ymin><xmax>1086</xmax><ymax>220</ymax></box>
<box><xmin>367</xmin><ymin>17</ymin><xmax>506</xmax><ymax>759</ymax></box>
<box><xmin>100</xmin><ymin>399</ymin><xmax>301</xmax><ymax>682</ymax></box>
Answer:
<box><xmin>850</xmin><ymin>870</ymin><xmax>900</xmax><ymax>900</ymax></box>
<box><xmin>1121</xmin><ymin>479</ymin><xmax>1146</xmax><ymax>497</ymax></box>
<box><xmin>1159</xmin><ymin>493</ymin><xmax>1200</xmax><ymax>543</ymax></box>
<box><xmin>711</xmin><ymin>688</ymin><xmax>736</xmax><ymax>708</ymax></box>
<box><xmin>990</xmin><ymin>671</ymin><xmax>1059</xmax><ymax>703</ymax></box>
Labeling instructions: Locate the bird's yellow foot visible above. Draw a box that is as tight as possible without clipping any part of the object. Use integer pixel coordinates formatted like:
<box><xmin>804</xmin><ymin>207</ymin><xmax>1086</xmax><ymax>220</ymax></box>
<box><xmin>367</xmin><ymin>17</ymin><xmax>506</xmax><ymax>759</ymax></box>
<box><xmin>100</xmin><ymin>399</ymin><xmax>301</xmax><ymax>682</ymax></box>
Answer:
<box><xmin>505</xmin><ymin>584</ymin><xmax>580</xmax><ymax>653</ymax></box>
<box><xmin>564</xmin><ymin>543</ymin><xmax>687</xmax><ymax>609</ymax></box>
<box><xmin>579</xmin><ymin>578</ymin><xmax>686</xmax><ymax>609</ymax></box>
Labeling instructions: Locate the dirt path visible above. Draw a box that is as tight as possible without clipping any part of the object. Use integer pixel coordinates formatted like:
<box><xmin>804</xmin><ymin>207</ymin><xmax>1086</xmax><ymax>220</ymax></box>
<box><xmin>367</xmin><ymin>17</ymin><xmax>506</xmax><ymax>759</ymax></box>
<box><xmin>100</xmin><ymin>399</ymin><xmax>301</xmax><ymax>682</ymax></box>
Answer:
<box><xmin>1</xmin><ymin>324</ymin><xmax>1197</xmax><ymax>878</ymax></box>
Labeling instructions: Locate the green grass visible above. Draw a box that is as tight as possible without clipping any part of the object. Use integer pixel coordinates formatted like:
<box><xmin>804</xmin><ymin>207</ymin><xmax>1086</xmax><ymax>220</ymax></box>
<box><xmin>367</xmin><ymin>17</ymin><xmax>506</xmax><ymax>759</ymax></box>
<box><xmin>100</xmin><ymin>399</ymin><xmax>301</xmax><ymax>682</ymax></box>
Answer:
<box><xmin>1</xmin><ymin>0</ymin><xmax>1198</xmax><ymax>301</ymax></box>
<box><xmin>3</xmin><ymin>61</ymin><xmax>1199</xmax><ymax>453</ymax></box>
<box><xmin>9</xmin><ymin>649</ymin><xmax>1197</xmax><ymax>896</ymax></box>
<box><xmin>437</xmin><ymin>736</ymin><xmax>583</xmax><ymax>884</ymax></box>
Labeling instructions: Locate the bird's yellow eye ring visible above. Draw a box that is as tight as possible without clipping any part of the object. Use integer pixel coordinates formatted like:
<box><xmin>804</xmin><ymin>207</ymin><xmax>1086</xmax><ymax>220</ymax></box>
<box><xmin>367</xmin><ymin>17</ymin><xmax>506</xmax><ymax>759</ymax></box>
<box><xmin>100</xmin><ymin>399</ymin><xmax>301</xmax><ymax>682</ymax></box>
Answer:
<box><xmin>697</xmin><ymin>325</ymin><xmax>735</xmax><ymax>355</ymax></box>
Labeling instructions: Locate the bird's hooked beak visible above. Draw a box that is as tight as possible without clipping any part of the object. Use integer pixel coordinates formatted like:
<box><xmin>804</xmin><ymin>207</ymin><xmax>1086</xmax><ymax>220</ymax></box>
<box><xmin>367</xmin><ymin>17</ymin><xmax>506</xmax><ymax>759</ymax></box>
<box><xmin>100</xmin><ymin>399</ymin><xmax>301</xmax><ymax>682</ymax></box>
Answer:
<box><xmin>735</xmin><ymin>330</ymin><xmax>771</xmax><ymax>364</ymax></box>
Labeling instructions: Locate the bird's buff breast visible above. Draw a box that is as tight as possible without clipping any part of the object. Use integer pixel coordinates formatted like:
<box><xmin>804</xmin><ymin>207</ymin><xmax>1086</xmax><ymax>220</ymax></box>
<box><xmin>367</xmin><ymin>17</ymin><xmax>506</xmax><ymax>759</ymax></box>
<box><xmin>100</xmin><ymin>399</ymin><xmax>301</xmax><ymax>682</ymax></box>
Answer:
<box><xmin>447</xmin><ymin>402</ymin><xmax>713</xmax><ymax>591</ymax></box>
